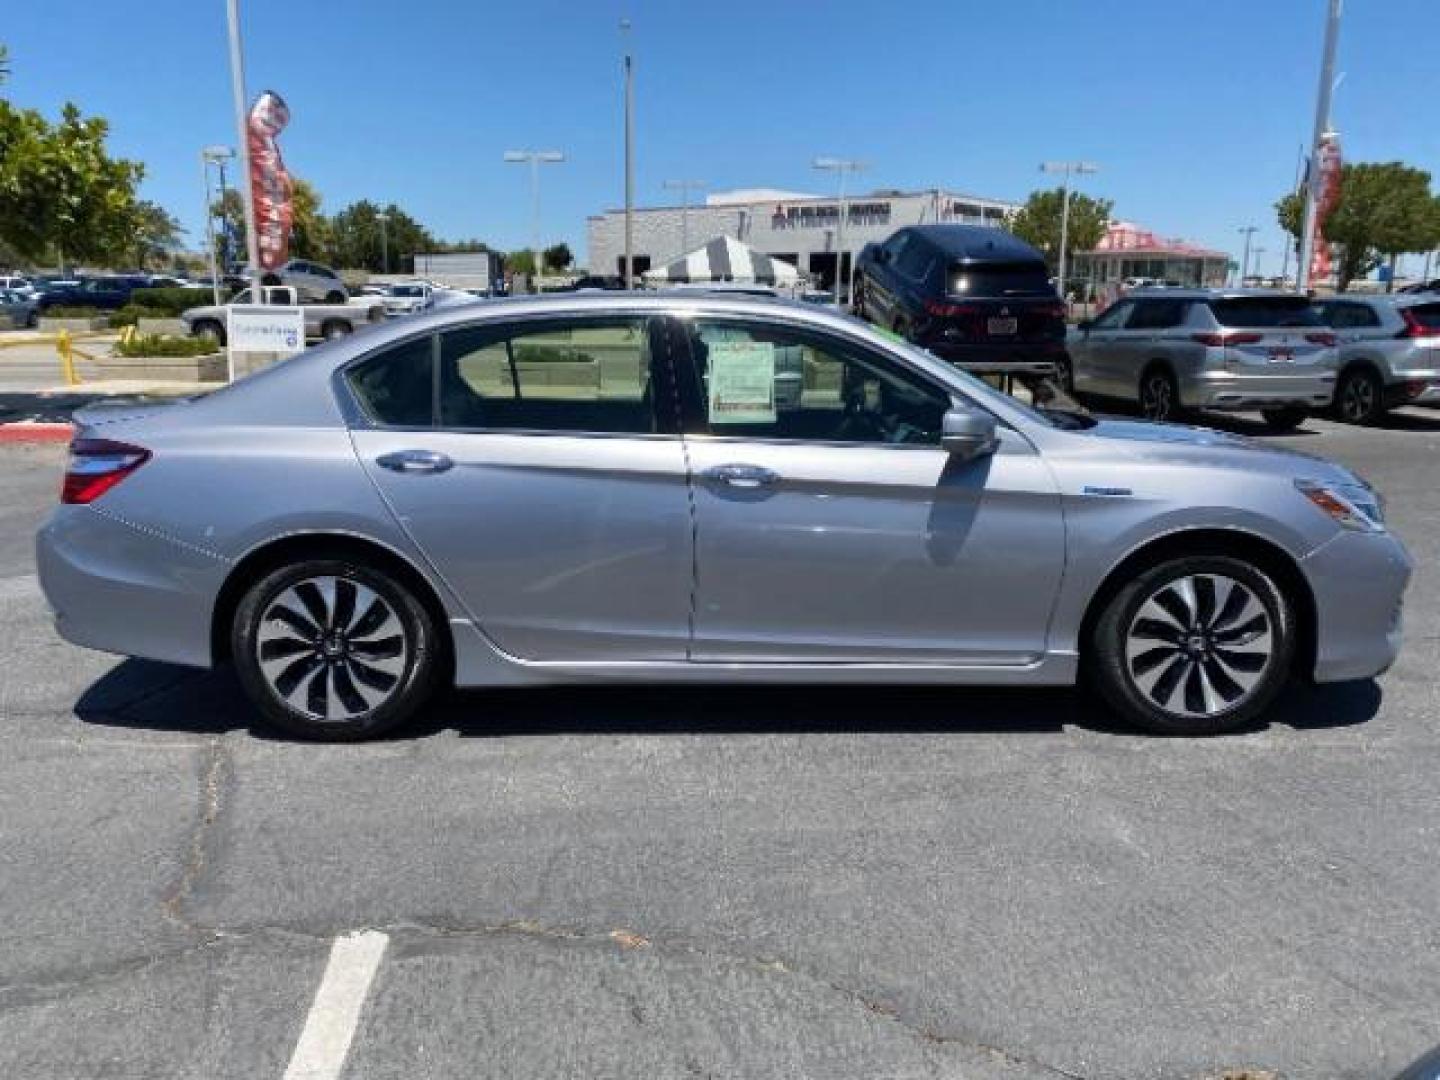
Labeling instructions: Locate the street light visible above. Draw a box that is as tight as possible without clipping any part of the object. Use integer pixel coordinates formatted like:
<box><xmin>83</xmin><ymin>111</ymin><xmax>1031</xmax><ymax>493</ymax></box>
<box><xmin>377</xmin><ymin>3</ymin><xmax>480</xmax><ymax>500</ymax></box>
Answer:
<box><xmin>1237</xmin><ymin>225</ymin><xmax>1259</xmax><ymax>284</ymax></box>
<box><xmin>1040</xmin><ymin>161</ymin><xmax>1099</xmax><ymax>301</ymax></box>
<box><xmin>376</xmin><ymin>212</ymin><xmax>390</xmax><ymax>276</ymax></box>
<box><xmin>1251</xmin><ymin>246</ymin><xmax>1267</xmax><ymax>283</ymax></box>
<box><xmin>662</xmin><ymin>179</ymin><xmax>707</xmax><ymax>256</ymax></box>
<box><xmin>812</xmin><ymin>157</ymin><xmax>868</xmax><ymax>309</ymax></box>
<box><xmin>200</xmin><ymin>145</ymin><xmax>235</xmax><ymax>306</ymax></box>
<box><xmin>224</xmin><ymin>0</ymin><xmax>261</xmax><ymax>300</ymax></box>
<box><xmin>621</xmin><ymin>19</ymin><xmax>635</xmax><ymax>289</ymax></box>
<box><xmin>503</xmin><ymin>149</ymin><xmax>565</xmax><ymax>289</ymax></box>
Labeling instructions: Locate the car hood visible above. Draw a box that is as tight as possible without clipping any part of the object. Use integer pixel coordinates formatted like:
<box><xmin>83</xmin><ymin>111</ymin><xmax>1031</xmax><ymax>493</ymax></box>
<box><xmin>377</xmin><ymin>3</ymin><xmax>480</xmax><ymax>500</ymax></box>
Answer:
<box><xmin>1076</xmin><ymin>417</ymin><xmax>1358</xmax><ymax>484</ymax></box>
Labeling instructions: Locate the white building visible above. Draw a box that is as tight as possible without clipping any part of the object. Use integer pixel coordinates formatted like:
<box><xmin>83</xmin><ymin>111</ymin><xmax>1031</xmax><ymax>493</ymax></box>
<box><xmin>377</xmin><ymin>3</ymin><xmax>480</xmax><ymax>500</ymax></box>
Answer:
<box><xmin>587</xmin><ymin>187</ymin><xmax>1019</xmax><ymax>290</ymax></box>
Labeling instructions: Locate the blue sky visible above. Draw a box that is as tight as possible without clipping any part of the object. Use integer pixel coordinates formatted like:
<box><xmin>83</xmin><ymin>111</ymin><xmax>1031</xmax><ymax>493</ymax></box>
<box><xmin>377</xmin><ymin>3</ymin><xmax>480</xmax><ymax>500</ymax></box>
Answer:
<box><xmin>4</xmin><ymin>0</ymin><xmax>1437</xmax><ymax>273</ymax></box>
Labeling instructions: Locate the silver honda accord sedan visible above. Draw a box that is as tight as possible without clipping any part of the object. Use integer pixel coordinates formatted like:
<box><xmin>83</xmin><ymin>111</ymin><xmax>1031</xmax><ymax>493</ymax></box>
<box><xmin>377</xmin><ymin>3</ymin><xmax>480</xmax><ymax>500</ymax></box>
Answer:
<box><xmin>36</xmin><ymin>293</ymin><xmax>1411</xmax><ymax>740</ymax></box>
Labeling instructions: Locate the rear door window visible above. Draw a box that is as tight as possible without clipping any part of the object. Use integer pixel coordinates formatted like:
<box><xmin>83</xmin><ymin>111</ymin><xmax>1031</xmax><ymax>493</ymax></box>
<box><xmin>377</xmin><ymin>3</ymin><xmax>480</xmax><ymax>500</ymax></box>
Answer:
<box><xmin>1089</xmin><ymin>300</ymin><xmax>1135</xmax><ymax>330</ymax></box>
<box><xmin>948</xmin><ymin>261</ymin><xmax>1052</xmax><ymax>297</ymax></box>
<box><xmin>1207</xmin><ymin>298</ymin><xmax>1321</xmax><ymax>328</ymax></box>
<box><xmin>1319</xmin><ymin>302</ymin><xmax>1380</xmax><ymax>329</ymax></box>
<box><xmin>1128</xmin><ymin>300</ymin><xmax>1189</xmax><ymax>330</ymax></box>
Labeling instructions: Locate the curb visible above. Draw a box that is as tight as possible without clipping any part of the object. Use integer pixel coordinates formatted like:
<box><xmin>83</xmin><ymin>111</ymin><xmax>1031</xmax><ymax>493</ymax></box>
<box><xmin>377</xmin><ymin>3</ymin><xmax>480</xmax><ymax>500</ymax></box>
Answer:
<box><xmin>0</xmin><ymin>422</ymin><xmax>73</xmax><ymax>444</ymax></box>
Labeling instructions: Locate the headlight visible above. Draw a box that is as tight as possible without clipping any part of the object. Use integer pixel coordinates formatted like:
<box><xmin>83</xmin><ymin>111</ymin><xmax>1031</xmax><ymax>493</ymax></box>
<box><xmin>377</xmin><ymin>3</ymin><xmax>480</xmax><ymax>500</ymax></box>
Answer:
<box><xmin>1295</xmin><ymin>478</ymin><xmax>1386</xmax><ymax>533</ymax></box>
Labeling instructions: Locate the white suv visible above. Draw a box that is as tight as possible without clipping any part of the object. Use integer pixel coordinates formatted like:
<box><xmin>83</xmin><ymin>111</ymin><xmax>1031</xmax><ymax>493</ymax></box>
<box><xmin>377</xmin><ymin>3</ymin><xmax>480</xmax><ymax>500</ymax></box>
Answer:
<box><xmin>259</xmin><ymin>260</ymin><xmax>347</xmax><ymax>303</ymax></box>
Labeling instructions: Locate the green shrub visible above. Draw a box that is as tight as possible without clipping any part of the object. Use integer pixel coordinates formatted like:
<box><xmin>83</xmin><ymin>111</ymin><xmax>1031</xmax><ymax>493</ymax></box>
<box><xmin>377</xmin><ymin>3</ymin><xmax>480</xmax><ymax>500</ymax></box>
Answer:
<box><xmin>108</xmin><ymin>304</ymin><xmax>169</xmax><ymax>329</ymax></box>
<box><xmin>115</xmin><ymin>333</ymin><xmax>219</xmax><ymax>358</ymax></box>
<box><xmin>41</xmin><ymin>306</ymin><xmax>105</xmax><ymax>318</ymax></box>
<box><xmin>126</xmin><ymin>287</ymin><xmax>220</xmax><ymax>316</ymax></box>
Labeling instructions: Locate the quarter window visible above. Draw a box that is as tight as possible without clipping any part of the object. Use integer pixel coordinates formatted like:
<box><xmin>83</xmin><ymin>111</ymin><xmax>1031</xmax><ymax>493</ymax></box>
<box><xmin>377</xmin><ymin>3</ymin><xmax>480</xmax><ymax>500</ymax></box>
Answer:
<box><xmin>681</xmin><ymin>319</ymin><xmax>948</xmax><ymax>445</ymax></box>
<box><xmin>345</xmin><ymin>335</ymin><xmax>435</xmax><ymax>427</ymax></box>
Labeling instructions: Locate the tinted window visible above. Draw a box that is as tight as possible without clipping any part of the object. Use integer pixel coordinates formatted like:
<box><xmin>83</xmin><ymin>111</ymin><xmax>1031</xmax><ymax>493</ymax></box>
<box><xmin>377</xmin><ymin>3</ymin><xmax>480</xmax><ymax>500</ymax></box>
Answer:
<box><xmin>1090</xmin><ymin>300</ymin><xmax>1134</xmax><ymax>330</ymax></box>
<box><xmin>346</xmin><ymin>336</ymin><xmax>434</xmax><ymax>426</ymax></box>
<box><xmin>1405</xmin><ymin>303</ymin><xmax>1440</xmax><ymax>331</ymax></box>
<box><xmin>896</xmin><ymin>240</ymin><xmax>933</xmax><ymax>281</ymax></box>
<box><xmin>947</xmin><ymin>261</ymin><xmax>1052</xmax><ymax>297</ymax></box>
<box><xmin>883</xmin><ymin>232</ymin><xmax>910</xmax><ymax>259</ymax></box>
<box><xmin>439</xmin><ymin>317</ymin><xmax>655</xmax><ymax>434</ymax></box>
<box><xmin>682</xmin><ymin>319</ymin><xmax>948</xmax><ymax>445</ymax></box>
<box><xmin>1128</xmin><ymin>300</ymin><xmax>1188</xmax><ymax>330</ymax></box>
<box><xmin>1208</xmin><ymin>298</ymin><xmax>1321</xmax><ymax>328</ymax></box>
<box><xmin>1319</xmin><ymin>302</ymin><xmax>1380</xmax><ymax>329</ymax></box>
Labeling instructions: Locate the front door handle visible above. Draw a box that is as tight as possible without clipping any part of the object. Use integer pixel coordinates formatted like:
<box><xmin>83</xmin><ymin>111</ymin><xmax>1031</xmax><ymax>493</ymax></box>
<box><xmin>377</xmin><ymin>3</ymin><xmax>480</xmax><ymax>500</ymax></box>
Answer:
<box><xmin>376</xmin><ymin>449</ymin><xmax>453</xmax><ymax>474</ymax></box>
<box><xmin>700</xmin><ymin>463</ymin><xmax>779</xmax><ymax>489</ymax></box>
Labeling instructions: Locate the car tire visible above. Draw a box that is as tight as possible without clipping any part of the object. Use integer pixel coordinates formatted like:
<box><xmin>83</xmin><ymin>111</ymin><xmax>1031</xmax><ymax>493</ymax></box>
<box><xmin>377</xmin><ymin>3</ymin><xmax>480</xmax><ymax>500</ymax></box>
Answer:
<box><xmin>1088</xmin><ymin>555</ymin><xmax>1295</xmax><ymax>736</ymax></box>
<box><xmin>851</xmin><ymin>275</ymin><xmax>866</xmax><ymax>319</ymax></box>
<box><xmin>1334</xmin><ymin>366</ymin><xmax>1386</xmax><ymax>425</ymax></box>
<box><xmin>1138</xmin><ymin>366</ymin><xmax>1182</xmax><ymax>422</ymax></box>
<box><xmin>26</xmin><ymin>309</ymin><xmax>39</xmax><ymax>329</ymax></box>
<box><xmin>321</xmin><ymin>320</ymin><xmax>351</xmax><ymax>340</ymax></box>
<box><xmin>325</xmin><ymin>290</ymin><xmax>346</xmax><ymax>304</ymax></box>
<box><xmin>1053</xmin><ymin>353</ymin><xmax>1075</xmax><ymax>395</ymax></box>
<box><xmin>231</xmin><ymin>558</ymin><xmax>443</xmax><ymax>741</ymax></box>
<box><xmin>193</xmin><ymin>319</ymin><xmax>226</xmax><ymax>346</ymax></box>
<box><xmin>1260</xmin><ymin>406</ymin><xmax>1309</xmax><ymax>432</ymax></box>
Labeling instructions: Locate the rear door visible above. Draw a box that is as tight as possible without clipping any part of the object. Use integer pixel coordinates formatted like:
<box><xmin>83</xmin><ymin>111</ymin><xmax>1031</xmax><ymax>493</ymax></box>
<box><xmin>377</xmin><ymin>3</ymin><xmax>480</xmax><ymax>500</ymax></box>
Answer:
<box><xmin>347</xmin><ymin>312</ymin><xmax>695</xmax><ymax>661</ymax></box>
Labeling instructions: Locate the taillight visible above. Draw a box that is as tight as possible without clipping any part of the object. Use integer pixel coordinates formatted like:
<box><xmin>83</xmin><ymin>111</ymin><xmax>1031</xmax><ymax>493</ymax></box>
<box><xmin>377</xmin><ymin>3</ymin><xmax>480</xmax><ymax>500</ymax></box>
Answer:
<box><xmin>61</xmin><ymin>438</ymin><xmax>150</xmax><ymax>504</ymax></box>
<box><xmin>1398</xmin><ymin>309</ymin><xmax>1440</xmax><ymax>339</ymax></box>
<box><xmin>1191</xmin><ymin>332</ymin><xmax>1262</xmax><ymax>347</ymax></box>
<box><xmin>924</xmin><ymin>300</ymin><xmax>982</xmax><ymax>318</ymax></box>
<box><xmin>1305</xmin><ymin>332</ymin><xmax>1337</xmax><ymax>346</ymax></box>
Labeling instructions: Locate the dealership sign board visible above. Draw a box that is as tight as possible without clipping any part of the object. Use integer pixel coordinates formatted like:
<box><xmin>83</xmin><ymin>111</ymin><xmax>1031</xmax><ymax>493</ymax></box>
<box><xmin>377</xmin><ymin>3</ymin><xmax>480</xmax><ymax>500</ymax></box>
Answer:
<box><xmin>226</xmin><ymin>305</ymin><xmax>304</xmax><ymax>380</ymax></box>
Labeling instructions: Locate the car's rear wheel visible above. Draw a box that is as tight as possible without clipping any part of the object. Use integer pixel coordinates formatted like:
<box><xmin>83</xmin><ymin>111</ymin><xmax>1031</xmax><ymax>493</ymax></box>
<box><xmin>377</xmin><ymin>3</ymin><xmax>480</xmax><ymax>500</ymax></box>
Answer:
<box><xmin>1335</xmin><ymin>366</ymin><xmax>1385</xmax><ymax>425</ymax></box>
<box><xmin>1088</xmin><ymin>555</ymin><xmax>1295</xmax><ymax>736</ymax></box>
<box><xmin>321</xmin><ymin>320</ymin><xmax>351</xmax><ymax>340</ymax></box>
<box><xmin>1260</xmin><ymin>406</ymin><xmax>1309</xmax><ymax>432</ymax></box>
<box><xmin>325</xmin><ymin>290</ymin><xmax>346</xmax><ymax>304</ymax></box>
<box><xmin>232</xmin><ymin>559</ymin><xmax>442</xmax><ymax>740</ymax></box>
<box><xmin>192</xmin><ymin>319</ymin><xmax>226</xmax><ymax>345</ymax></box>
<box><xmin>1138</xmin><ymin>367</ymin><xmax>1182</xmax><ymax>422</ymax></box>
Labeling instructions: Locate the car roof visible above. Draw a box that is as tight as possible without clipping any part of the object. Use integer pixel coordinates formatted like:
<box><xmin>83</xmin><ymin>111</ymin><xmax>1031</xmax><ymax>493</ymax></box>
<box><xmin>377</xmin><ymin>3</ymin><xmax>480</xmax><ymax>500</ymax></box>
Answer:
<box><xmin>1324</xmin><ymin>292</ymin><xmax>1440</xmax><ymax>308</ymax></box>
<box><xmin>1124</xmin><ymin>287</ymin><xmax>1308</xmax><ymax>301</ymax></box>
<box><xmin>905</xmin><ymin>224</ymin><xmax>1043</xmax><ymax>263</ymax></box>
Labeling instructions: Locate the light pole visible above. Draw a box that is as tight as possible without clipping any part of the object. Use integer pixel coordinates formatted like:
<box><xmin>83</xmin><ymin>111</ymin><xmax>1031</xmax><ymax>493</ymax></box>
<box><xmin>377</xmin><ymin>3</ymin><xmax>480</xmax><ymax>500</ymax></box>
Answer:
<box><xmin>1040</xmin><ymin>161</ymin><xmax>1099</xmax><ymax>302</ymax></box>
<box><xmin>1251</xmin><ymin>246</ymin><xmax>1267</xmax><ymax>283</ymax></box>
<box><xmin>622</xmin><ymin>19</ymin><xmax>635</xmax><ymax>289</ymax></box>
<box><xmin>813</xmin><ymin>157</ymin><xmax>867</xmax><ymax>309</ymax></box>
<box><xmin>662</xmin><ymin>179</ymin><xmax>707</xmax><ymax>256</ymax></box>
<box><xmin>200</xmin><ymin>145</ymin><xmax>234</xmax><ymax>306</ymax></box>
<box><xmin>1299</xmin><ymin>0</ymin><xmax>1343</xmax><ymax>292</ymax></box>
<box><xmin>503</xmin><ymin>150</ymin><xmax>565</xmax><ymax>290</ymax></box>
<box><xmin>1238</xmin><ymin>225</ymin><xmax>1259</xmax><ymax>284</ymax></box>
<box><xmin>224</xmin><ymin>0</ymin><xmax>261</xmax><ymax>300</ymax></box>
<box><xmin>376</xmin><ymin>212</ymin><xmax>390</xmax><ymax>276</ymax></box>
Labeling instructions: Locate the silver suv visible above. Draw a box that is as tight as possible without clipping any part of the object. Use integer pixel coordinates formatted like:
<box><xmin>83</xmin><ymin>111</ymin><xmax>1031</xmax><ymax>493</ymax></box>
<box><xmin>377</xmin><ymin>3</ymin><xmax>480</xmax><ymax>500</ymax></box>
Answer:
<box><xmin>260</xmin><ymin>259</ymin><xmax>348</xmax><ymax>303</ymax></box>
<box><xmin>1312</xmin><ymin>294</ymin><xmax>1440</xmax><ymax>424</ymax></box>
<box><xmin>1068</xmin><ymin>289</ymin><xmax>1338</xmax><ymax>430</ymax></box>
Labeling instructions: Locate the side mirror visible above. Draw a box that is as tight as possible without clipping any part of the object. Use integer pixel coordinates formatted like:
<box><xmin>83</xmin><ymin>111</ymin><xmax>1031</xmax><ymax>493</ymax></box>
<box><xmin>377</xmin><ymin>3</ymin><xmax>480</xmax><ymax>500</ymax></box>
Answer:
<box><xmin>941</xmin><ymin>406</ymin><xmax>999</xmax><ymax>461</ymax></box>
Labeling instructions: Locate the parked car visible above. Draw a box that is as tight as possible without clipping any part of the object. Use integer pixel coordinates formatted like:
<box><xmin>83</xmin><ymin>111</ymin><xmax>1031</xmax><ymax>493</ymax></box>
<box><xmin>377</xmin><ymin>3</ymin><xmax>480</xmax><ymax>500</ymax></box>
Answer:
<box><xmin>0</xmin><ymin>275</ymin><xmax>37</xmax><ymax>298</ymax></box>
<box><xmin>260</xmin><ymin>259</ymin><xmax>348</xmax><ymax>303</ymax></box>
<box><xmin>382</xmin><ymin>282</ymin><xmax>434</xmax><ymax>317</ymax></box>
<box><xmin>0</xmin><ymin>288</ymin><xmax>40</xmax><ymax>328</ymax></box>
<box><xmin>36</xmin><ymin>274</ymin><xmax>151</xmax><ymax>311</ymax></box>
<box><xmin>1311</xmin><ymin>294</ymin><xmax>1440</xmax><ymax>423</ymax></box>
<box><xmin>853</xmin><ymin>224</ymin><xmax>1066</xmax><ymax>382</ymax></box>
<box><xmin>1397</xmin><ymin>279</ymin><xmax>1440</xmax><ymax>295</ymax></box>
<box><xmin>181</xmin><ymin>285</ymin><xmax>385</xmax><ymax>344</ymax></box>
<box><xmin>1068</xmin><ymin>289</ymin><xmax>1337</xmax><ymax>430</ymax></box>
<box><xmin>37</xmin><ymin>293</ymin><xmax>1408</xmax><ymax>741</ymax></box>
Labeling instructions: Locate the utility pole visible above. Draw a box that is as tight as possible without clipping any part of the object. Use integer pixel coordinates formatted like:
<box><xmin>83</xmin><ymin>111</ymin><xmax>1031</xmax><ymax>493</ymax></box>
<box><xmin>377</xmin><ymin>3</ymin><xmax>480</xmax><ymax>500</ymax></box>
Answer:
<box><xmin>377</xmin><ymin>212</ymin><xmax>390</xmax><ymax>275</ymax></box>
<box><xmin>622</xmin><ymin>19</ymin><xmax>635</xmax><ymax>289</ymax></box>
<box><xmin>225</xmin><ymin>0</ymin><xmax>261</xmax><ymax>300</ymax></box>
<box><xmin>1040</xmin><ymin>161</ymin><xmax>1099</xmax><ymax>302</ymax></box>
<box><xmin>1238</xmin><ymin>225</ymin><xmax>1259</xmax><ymax>284</ymax></box>
<box><xmin>813</xmin><ymin>157</ymin><xmax>867</xmax><ymax>309</ymax></box>
<box><xmin>1298</xmin><ymin>0</ymin><xmax>1343</xmax><ymax>292</ymax></box>
<box><xmin>662</xmin><ymin>179</ymin><xmax>707</xmax><ymax>256</ymax></box>
<box><xmin>200</xmin><ymin>145</ymin><xmax>234</xmax><ymax>306</ymax></box>
<box><xmin>503</xmin><ymin>150</ymin><xmax>565</xmax><ymax>290</ymax></box>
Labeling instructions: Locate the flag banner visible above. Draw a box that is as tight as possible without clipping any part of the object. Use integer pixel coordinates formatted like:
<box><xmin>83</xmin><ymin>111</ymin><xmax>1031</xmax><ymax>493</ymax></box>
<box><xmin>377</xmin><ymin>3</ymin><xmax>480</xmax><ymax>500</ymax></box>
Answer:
<box><xmin>247</xmin><ymin>90</ymin><xmax>293</xmax><ymax>272</ymax></box>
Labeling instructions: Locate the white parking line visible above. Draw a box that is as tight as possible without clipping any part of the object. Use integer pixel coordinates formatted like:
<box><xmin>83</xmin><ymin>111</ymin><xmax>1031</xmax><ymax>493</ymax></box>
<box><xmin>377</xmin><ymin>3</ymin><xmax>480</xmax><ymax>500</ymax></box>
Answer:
<box><xmin>283</xmin><ymin>930</ymin><xmax>389</xmax><ymax>1080</ymax></box>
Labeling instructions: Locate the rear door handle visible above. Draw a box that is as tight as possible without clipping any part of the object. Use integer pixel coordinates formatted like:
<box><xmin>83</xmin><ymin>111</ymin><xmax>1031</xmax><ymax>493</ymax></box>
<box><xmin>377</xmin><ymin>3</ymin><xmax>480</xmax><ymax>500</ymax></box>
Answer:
<box><xmin>376</xmin><ymin>449</ymin><xmax>453</xmax><ymax>474</ymax></box>
<box><xmin>700</xmin><ymin>463</ymin><xmax>779</xmax><ymax>489</ymax></box>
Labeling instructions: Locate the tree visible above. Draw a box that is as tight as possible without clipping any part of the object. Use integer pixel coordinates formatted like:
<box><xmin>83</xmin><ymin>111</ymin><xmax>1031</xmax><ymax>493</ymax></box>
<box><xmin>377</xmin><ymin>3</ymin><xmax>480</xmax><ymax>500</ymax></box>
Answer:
<box><xmin>543</xmin><ymin>242</ymin><xmax>573</xmax><ymax>272</ymax></box>
<box><xmin>212</xmin><ymin>187</ymin><xmax>246</xmax><ymax>269</ymax></box>
<box><xmin>327</xmin><ymin>200</ymin><xmax>434</xmax><ymax>273</ymax></box>
<box><xmin>0</xmin><ymin>101</ymin><xmax>144</xmax><ymax>267</ymax></box>
<box><xmin>130</xmin><ymin>200</ymin><xmax>184</xmax><ymax>270</ymax></box>
<box><xmin>505</xmin><ymin>249</ymin><xmax>537</xmax><ymax>276</ymax></box>
<box><xmin>1007</xmin><ymin>187</ymin><xmax>1113</xmax><ymax>273</ymax></box>
<box><xmin>289</xmin><ymin>178</ymin><xmax>334</xmax><ymax>264</ymax></box>
<box><xmin>1276</xmin><ymin>162</ymin><xmax>1440</xmax><ymax>290</ymax></box>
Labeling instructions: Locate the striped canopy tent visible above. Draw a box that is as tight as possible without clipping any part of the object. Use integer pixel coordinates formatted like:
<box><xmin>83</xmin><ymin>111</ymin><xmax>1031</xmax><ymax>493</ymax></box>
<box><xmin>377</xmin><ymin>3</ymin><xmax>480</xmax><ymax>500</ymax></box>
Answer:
<box><xmin>642</xmin><ymin>236</ymin><xmax>800</xmax><ymax>286</ymax></box>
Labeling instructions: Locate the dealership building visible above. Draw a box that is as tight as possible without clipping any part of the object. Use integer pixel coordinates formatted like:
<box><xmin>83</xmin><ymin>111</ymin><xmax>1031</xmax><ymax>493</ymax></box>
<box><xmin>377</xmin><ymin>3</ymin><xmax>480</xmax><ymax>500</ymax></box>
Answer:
<box><xmin>587</xmin><ymin>187</ymin><xmax>1019</xmax><ymax>289</ymax></box>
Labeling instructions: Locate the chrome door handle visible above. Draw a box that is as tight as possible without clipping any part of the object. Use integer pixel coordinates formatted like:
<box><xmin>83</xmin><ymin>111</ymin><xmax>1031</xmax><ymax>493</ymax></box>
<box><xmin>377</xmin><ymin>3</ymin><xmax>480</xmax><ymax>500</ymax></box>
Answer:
<box><xmin>376</xmin><ymin>449</ymin><xmax>453</xmax><ymax>474</ymax></box>
<box><xmin>700</xmin><ymin>463</ymin><xmax>779</xmax><ymax>489</ymax></box>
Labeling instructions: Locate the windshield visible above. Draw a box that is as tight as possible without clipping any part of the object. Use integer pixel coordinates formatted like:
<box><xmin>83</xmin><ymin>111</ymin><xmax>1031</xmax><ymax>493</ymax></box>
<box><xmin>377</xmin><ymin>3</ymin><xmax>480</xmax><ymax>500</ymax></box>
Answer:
<box><xmin>1208</xmin><ymin>297</ymin><xmax>1321</xmax><ymax>328</ymax></box>
<box><xmin>389</xmin><ymin>285</ymin><xmax>425</xmax><ymax>297</ymax></box>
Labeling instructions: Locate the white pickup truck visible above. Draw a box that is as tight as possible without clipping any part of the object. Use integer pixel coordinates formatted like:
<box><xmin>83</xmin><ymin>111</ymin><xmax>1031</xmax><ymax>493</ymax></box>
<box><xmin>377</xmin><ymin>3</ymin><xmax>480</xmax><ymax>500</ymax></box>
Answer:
<box><xmin>181</xmin><ymin>285</ymin><xmax>386</xmax><ymax>345</ymax></box>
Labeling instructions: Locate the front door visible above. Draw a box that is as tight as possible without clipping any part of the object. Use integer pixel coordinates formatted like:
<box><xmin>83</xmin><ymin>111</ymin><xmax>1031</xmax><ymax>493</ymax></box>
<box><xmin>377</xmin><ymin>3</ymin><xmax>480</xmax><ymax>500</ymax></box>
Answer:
<box><xmin>671</xmin><ymin>314</ymin><xmax>1065</xmax><ymax>663</ymax></box>
<box><xmin>1074</xmin><ymin>298</ymin><xmax>1137</xmax><ymax>398</ymax></box>
<box><xmin>347</xmin><ymin>313</ymin><xmax>694</xmax><ymax>661</ymax></box>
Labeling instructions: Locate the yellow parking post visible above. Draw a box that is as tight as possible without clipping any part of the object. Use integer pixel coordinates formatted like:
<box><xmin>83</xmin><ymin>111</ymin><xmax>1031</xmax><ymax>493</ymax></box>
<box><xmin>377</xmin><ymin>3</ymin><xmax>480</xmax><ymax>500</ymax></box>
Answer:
<box><xmin>57</xmin><ymin>330</ymin><xmax>79</xmax><ymax>386</ymax></box>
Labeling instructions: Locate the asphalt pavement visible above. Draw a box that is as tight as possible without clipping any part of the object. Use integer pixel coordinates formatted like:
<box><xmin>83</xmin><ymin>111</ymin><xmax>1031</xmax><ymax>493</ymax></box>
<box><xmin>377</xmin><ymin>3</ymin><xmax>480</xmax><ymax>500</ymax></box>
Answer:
<box><xmin>2</xmin><ymin>409</ymin><xmax>1439</xmax><ymax>1080</ymax></box>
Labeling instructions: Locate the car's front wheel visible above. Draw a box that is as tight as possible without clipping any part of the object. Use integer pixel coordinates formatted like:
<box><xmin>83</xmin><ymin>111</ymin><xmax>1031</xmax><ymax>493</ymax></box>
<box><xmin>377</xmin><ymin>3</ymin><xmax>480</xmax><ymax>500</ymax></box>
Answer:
<box><xmin>232</xmin><ymin>558</ymin><xmax>443</xmax><ymax>740</ymax></box>
<box><xmin>1088</xmin><ymin>555</ymin><xmax>1295</xmax><ymax>735</ymax></box>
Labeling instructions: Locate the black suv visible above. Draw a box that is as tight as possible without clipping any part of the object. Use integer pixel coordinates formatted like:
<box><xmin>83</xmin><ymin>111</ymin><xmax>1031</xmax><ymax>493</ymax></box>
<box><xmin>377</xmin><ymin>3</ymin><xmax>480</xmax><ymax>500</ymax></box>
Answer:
<box><xmin>853</xmin><ymin>225</ymin><xmax>1066</xmax><ymax>380</ymax></box>
<box><xmin>36</xmin><ymin>274</ymin><xmax>151</xmax><ymax>311</ymax></box>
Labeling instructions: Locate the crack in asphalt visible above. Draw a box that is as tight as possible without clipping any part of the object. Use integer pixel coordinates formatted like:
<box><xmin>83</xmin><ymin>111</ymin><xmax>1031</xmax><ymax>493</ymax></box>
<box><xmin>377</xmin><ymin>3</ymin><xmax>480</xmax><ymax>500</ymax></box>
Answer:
<box><xmin>161</xmin><ymin>736</ymin><xmax>230</xmax><ymax>931</ymax></box>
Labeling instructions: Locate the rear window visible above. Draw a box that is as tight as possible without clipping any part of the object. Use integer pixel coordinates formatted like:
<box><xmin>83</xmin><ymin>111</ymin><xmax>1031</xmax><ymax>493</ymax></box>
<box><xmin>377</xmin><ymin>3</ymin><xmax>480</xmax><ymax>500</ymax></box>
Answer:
<box><xmin>1207</xmin><ymin>298</ymin><xmax>1320</xmax><ymax>328</ymax></box>
<box><xmin>947</xmin><ymin>261</ymin><xmax>1052</xmax><ymax>298</ymax></box>
<box><xmin>1406</xmin><ymin>304</ymin><xmax>1440</xmax><ymax>331</ymax></box>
